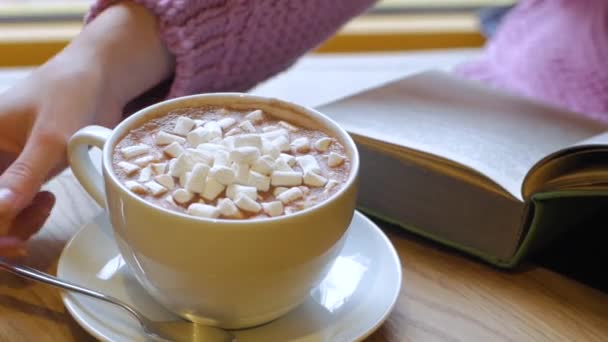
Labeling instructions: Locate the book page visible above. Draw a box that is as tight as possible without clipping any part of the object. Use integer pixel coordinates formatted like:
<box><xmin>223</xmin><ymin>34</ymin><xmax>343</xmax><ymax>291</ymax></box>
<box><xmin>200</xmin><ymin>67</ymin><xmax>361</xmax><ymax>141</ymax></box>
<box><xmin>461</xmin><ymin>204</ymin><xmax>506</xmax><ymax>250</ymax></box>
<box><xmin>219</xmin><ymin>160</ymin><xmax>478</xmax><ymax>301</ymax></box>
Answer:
<box><xmin>318</xmin><ymin>71</ymin><xmax>608</xmax><ymax>200</ymax></box>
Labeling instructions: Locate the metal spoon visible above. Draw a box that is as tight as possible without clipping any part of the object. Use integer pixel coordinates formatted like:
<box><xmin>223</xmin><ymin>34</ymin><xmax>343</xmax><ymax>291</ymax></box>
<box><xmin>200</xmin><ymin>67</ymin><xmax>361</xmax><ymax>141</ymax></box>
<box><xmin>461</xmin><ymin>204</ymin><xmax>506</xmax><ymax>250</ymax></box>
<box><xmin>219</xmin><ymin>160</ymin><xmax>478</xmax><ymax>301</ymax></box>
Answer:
<box><xmin>0</xmin><ymin>258</ymin><xmax>235</xmax><ymax>342</ymax></box>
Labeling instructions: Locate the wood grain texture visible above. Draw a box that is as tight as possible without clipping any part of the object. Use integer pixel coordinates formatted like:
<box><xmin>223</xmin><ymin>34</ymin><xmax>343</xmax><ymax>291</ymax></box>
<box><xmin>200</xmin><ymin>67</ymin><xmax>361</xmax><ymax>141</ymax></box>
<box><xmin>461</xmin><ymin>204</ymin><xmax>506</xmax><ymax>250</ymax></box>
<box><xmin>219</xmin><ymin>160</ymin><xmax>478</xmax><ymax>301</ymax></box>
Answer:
<box><xmin>0</xmin><ymin>168</ymin><xmax>606</xmax><ymax>341</ymax></box>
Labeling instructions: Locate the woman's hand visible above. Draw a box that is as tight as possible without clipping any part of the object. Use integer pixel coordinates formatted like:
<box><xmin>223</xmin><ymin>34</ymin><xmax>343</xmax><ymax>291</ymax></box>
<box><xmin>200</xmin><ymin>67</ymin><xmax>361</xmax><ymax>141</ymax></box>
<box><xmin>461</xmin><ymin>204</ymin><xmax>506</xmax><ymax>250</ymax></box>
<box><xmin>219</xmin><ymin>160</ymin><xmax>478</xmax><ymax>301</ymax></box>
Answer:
<box><xmin>0</xmin><ymin>1</ymin><xmax>173</xmax><ymax>256</ymax></box>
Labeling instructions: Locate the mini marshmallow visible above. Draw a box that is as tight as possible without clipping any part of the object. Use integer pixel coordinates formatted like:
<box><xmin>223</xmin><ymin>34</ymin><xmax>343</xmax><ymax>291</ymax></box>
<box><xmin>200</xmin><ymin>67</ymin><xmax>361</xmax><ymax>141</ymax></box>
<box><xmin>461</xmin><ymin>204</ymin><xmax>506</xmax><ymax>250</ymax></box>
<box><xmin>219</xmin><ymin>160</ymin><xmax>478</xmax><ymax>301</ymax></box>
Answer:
<box><xmin>201</xmin><ymin>177</ymin><xmax>226</xmax><ymax>201</ymax></box>
<box><xmin>239</xmin><ymin>120</ymin><xmax>256</xmax><ymax>133</ymax></box>
<box><xmin>197</xmin><ymin>143</ymin><xmax>227</xmax><ymax>155</ymax></box>
<box><xmin>217</xmin><ymin>198</ymin><xmax>239</xmax><ymax>217</ymax></box>
<box><xmin>235</xmin><ymin>194</ymin><xmax>261</xmax><ymax>213</ymax></box>
<box><xmin>187</xmin><ymin>122</ymin><xmax>222</xmax><ymax>146</ymax></box>
<box><xmin>299</xmin><ymin>185</ymin><xmax>311</xmax><ymax>195</ymax></box>
<box><xmin>163</xmin><ymin>141</ymin><xmax>184</xmax><ymax>158</ymax></box>
<box><xmin>233</xmin><ymin>163</ymin><xmax>250</xmax><ymax>184</ymax></box>
<box><xmin>145</xmin><ymin>181</ymin><xmax>168</xmax><ymax>196</ymax></box>
<box><xmin>278</xmin><ymin>121</ymin><xmax>299</xmax><ymax>131</ymax></box>
<box><xmin>229</xmin><ymin>146</ymin><xmax>260</xmax><ymax>164</ymax></box>
<box><xmin>125</xmin><ymin>180</ymin><xmax>147</xmax><ymax>194</ymax></box>
<box><xmin>273</xmin><ymin>158</ymin><xmax>293</xmax><ymax>172</ymax></box>
<box><xmin>186</xmin><ymin>148</ymin><xmax>214</xmax><ymax>166</ymax></box>
<box><xmin>261</xmin><ymin>138</ymin><xmax>280</xmax><ymax>159</ymax></box>
<box><xmin>234</xmin><ymin>134</ymin><xmax>262</xmax><ymax>149</ymax></box>
<box><xmin>138</xmin><ymin>166</ymin><xmax>152</xmax><ymax>182</ymax></box>
<box><xmin>273</xmin><ymin>187</ymin><xmax>288</xmax><ymax>197</ymax></box>
<box><xmin>226</xmin><ymin>184</ymin><xmax>257</xmax><ymax>201</ymax></box>
<box><xmin>271</xmin><ymin>171</ymin><xmax>302</xmax><ymax>187</ymax></box>
<box><xmin>193</xmin><ymin>119</ymin><xmax>206</xmax><ymax>127</ymax></box>
<box><xmin>170</xmin><ymin>149</ymin><xmax>214</xmax><ymax>177</ymax></box>
<box><xmin>272</xmin><ymin>136</ymin><xmax>291</xmax><ymax>152</ymax></box>
<box><xmin>247</xmin><ymin>171</ymin><xmax>270</xmax><ymax>192</ymax></box>
<box><xmin>150</xmin><ymin>162</ymin><xmax>167</xmax><ymax>175</ymax></box>
<box><xmin>291</xmin><ymin>137</ymin><xmax>310</xmax><ymax>153</ymax></box>
<box><xmin>213</xmin><ymin>150</ymin><xmax>230</xmax><ymax>167</ymax></box>
<box><xmin>121</xmin><ymin>144</ymin><xmax>150</xmax><ymax>159</ymax></box>
<box><xmin>303</xmin><ymin>171</ymin><xmax>327</xmax><ymax>187</ymax></box>
<box><xmin>222</xmin><ymin>136</ymin><xmax>236</xmax><ymax>149</ymax></box>
<box><xmin>155</xmin><ymin>174</ymin><xmax>175</xmax><ymax>189</ymax></box>
<box><xmin>187</xmin><ymin>203</ymin><xmax>220</xmax><ymax>219</ymax></box>
<box><xmin>173</xmin><ymin>116</ymin><xmax>196</xmax><ymax>136</ymax></box>
<box><xmin>186</xmin><ymin>163</ymin><xmax>210</xmax><ymax>193</ymax></box>
<box><xmin>245</xmin><ymin>109</ymin><xmax>264</xmax><ymax>122</ymax></box>
<box><xmin>218</xmin><ymin>117</ymin><xmax>236</xmax><ymax>130</ymax></box>
<box><xmin>210</xmin><ymin>165</ymin><xmax>236</xmax><ymax>185</ymax></box>
<box><xmin>328</xmin><ymin>152</ymin><xmax>346</xmax><ymax>167</ymax></box>
<box><xmin>133</xmin><ymin>155</ymin><xmax>156</xmax><ymax>167</ymax></box>
<box><xmin>262</xmin><ymin>201</ymin><xmax>284</xmax><ymax>217</ymax></box>
<box><xmin>276</xmin><ymin>187</ymin><xmax>304</xmax><ymax>204</ymax></box>
<box><xmin>156</xmin><ymin>131</ymin><xmax>186</xmax><ymax>146</ymax></box>
<box><xmin>325</xmin><ymin>179</ymin><xmax>339</xmax><ymax>190</ymax></box>
<box><xmin>173</xmin><ymin>188</ymin><xmax>193</xmax><ymax>204</ymax></box>
<box><xmin>262</xmin><ymin>125</ymin><xmax>279</xmax><ymax>132</ymax></box>
<box><xmin>179</xmin><ymin>172</ymin><xmax>191</xmax><ymax>188</ymax></box>
<box><xmin>296</xmin><ymin>155</ymin><xmax>321</xmax><ymax>174</ymax></box>
<box><xmin>261</xmin><ymin>128</ymin><xmax>289</xmax><ymax>141</ymax></box>
<box><xmin>314</xmin><ymin>137</ymin><xmax>333</xmax><ymax>152</ymax></box>
<box><xmin>117</xmin><ymin>161</ymin><xmax>140</xmax><ymax>175</ymax></box>
<box><xmin>278</xmin><ymin>153</ymin><xmax>296</xmax><ymax>167</ymax></box>
<box><xmin>251</xmin><ymin>156</ymin><xmax>274</xmax><ymax>175</ymax></box>
<box><xmin>224</xmin><ymin>127</ymin><xmax>242</xmax><ymax>137</ymax></box>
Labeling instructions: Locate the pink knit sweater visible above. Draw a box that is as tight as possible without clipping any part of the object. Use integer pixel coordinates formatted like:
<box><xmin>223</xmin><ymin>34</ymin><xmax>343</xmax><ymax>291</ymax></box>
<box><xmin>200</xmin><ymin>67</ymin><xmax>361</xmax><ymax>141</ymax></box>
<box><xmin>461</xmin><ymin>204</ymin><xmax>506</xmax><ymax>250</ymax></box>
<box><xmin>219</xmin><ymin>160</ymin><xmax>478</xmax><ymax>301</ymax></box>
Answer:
<box><xmin>88</xmin><ymin>0</ymin><xmax>608</xmax><ymax>120</ymax></box>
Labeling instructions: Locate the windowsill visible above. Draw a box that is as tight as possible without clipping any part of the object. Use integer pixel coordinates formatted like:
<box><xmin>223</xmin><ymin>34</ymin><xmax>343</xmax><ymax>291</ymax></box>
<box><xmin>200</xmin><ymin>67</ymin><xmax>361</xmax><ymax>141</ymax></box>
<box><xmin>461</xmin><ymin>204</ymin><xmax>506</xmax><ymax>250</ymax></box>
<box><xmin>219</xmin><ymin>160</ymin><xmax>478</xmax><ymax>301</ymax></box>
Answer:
<box><xmin>0</xmin><ymin>12</ymin><xmax>485</xmax><ymax>67</ymax></box>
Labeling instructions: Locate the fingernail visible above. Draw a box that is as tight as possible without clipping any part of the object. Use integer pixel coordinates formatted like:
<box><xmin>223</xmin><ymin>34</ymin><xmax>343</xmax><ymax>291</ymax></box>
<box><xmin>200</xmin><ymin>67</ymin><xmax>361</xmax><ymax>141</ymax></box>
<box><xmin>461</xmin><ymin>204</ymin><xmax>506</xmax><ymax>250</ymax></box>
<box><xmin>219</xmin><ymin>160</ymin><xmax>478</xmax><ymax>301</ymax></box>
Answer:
<box><xmin>0</xmin><ymin>188</ymin><xmax>16</xmax><ymax>214</ymax></box>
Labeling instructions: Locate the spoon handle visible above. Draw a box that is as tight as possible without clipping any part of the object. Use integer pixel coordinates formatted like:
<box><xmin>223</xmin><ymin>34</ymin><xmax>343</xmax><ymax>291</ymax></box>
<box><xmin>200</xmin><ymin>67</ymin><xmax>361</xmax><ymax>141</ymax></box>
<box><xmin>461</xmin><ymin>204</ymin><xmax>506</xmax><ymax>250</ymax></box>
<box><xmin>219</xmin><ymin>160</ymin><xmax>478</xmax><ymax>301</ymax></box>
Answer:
<box><xmin>0</xmin><ymin>258</ymin><xmax>145</xmax><ymax>324</ymax></box>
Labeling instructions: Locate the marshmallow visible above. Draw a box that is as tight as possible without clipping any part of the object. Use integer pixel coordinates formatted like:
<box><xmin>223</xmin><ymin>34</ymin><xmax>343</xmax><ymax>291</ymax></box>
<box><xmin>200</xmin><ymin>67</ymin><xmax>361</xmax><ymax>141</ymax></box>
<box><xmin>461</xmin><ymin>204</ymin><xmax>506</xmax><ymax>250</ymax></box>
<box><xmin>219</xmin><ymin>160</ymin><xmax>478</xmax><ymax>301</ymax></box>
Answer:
<box><xmin>262</xmin><ymin>126</ymin><xmax>279</xmax><ymax>132</ymax></box>
<box><xmin>173</xmin><ymin>116</ymin><xmax>196</xmax><ymax>136</ymax></box>
<box><xmin>261</xmin><ymin>128</ymin><xmax>289</xmax><ymax>141</ymax></box>
<box><xmin>272</xmin><ymin>136</ymin><xmax>291</xmax><ymax>152</ymax></box>
<box><xmin>222</xmin><ymin>136</ymin><xmax>236</xmax><ymax>149</ymax></box>
<box><xmin>187</xmin><ymin>122</ymin><xmax>222</xmax><ymax>146</ymax></box>
<box><xmin>314</xmin><ymin>137</ymin><xmax>333</xmax><ymax>152</ymax></box>
<box><xmin>245</xmin><ymin>109</ymin><xmax>264</xmax><ymax>122</ymax></box>
<box><xmin>197</xmin><ymin>143</ymin><xmax>227</xmax><ymax>155</ymax></box>
<box><xmin>121</xmin><ymin>144</ymin><xmax>150</xmax><ymax>159</ymax></box>
<box><xmin>291</xmin><ymin>137</ymin><xmax>310</xmax><ymax>153</ymax></box>
<box><xmin>247</xmin><ymin>171</ymin><xmax>270</xmax><ymax>192</ymax></box>
<box><xmin>276</xmin><ymin>187</ymin><xmax>304</xmax><ymax>204</ymax></box>
<box><xmin>278</xmin><ymin>121</ymin><xmax>299</xmax><ymax>131</ymax></box>
<box><xmin>325</xmin><ymin>179</ymin><xmax>339</xmax><ymax>190</ymax></box>
<box><xmin>217</xmin><ymin>198</ymin><xmax>239</xmax><ymax>217</ymax></box>
<box><xmin>212</xmin><ymin>149</ymin><xmax>230</xmax><ymax>167</ymax></box>
<box><xmin>303</xmin><ymin>171</ymin><xmax>327</xmax><ymax>187</ymax></box>
<box><xmin>273</xmin><ymin>158</ymin><xmax>293</xmax><ymax>172</ymax></box>
<box><xmin>169</xmin><ymin>149</ymin><xmax>213</xmax><ymax>177</ymax></box>
<box><xmin>273</xmin><ymin>187</ymin><xmax>288</xmax><ymax>197</ymax></box>
<box><xmin>117</xmin><ymin>161</ymin><xmax>140</xmax><ymax>175</ymax></box>
<box><xmin>156</xmin><ymin>131</ymin><xmax>186</xmax><ymax>146</ymax></box>
<box><xmin>233</xmin><ymin>163</ymin><xmax>250</xmax><ymax>184</ymax></box>
<box><xmin>125</xmin><ymin>180</ymin><xmax>147</xmax><ymax>194</ymax></box>
<box><xmin>138</xmin><ymin>166</ymin><xmax>152</xmax><ymax>182</ymax></box>
<box><xmin>187</xmin><ymin>203</ymin><xmax>220</xmax><ymax>219</ymax></box>
<box><xmin>226</xmin><ymin>184</ymin><xmax>257</xmax><ymax>201</ymax></box>
<box><xmin>328</xmin><ymin>152</ymin><xmax>346</xmax><ymax>167</ymax></box>
<box><xmin>173</xmin><ymin>188</ymin><xmax>194</xmax><ymax>204</ymax></box>
<box><xmin>163</xmin><ymin>141</ymin><xmax>184</xmax><ymax>158</ymax></box>
<box><xmin>186</xmin><ymin>148</ymin><xmax>214</xmax><ymax>166</ymax></box>
<box><xmin>235</xmin><ymin>194</ymin><xmax>261</xmax><ymax>213</ymax></box>
<box><xmin>210</xmin><ymin>165</ymin><xmax>236</xmax><ymax>185</ymax></box>
<box><xmin>179</xmin><ymin>172</ymin><xmax>191</xmax><ymax>188</ymax></box>
<box><xmin>155</xmin><ymin>174</ymin><xmax>175</xmax><ymax>189</ymax></box>
<box><xmin>224</xmin><ymin>127</ymin><xmax>242</xmax><ymax>137</ymax></box>
<box><xmin>201</xmin><ymin>177</ymin><xmax>225</xmax><ymax>201</ymax></box>
<box><xmin>218</xmin><ymin>117</ymin><xmax>236</xmax><ymax>130</ymax></box>
<box><xmin>234</xmin><ymin>134</ymin><xmax>262</xmax><ymax>149</ymax></box>
<box><xmin>229</xmin><ymin>146</ymin><xmax>260</xmax><ymax>164</ymax></box>
<box><xmin>262</xmin><ymin>201</ymin><xmax>284</xmax><ymax>217</ymax></box>
<box><xmin>164</xmin><ymin>194</ymin><xmax>177</xmax><ymax>207</ymax></box>
<box><xmin>271</xmin><ymin>171</ymin><xmax>302</xmax><ymax>187</ymax></box>
<box><xmin>186</xmin><ymin>163</ymin><xmax>210</xmax><ymax>193</ymax></box>
<box><xmin>209</xmin><ymin>137</ymin><xmax>222</xmax><ymax>144</ymax></box>
<box><xmin>299</xmin><ymin>185</ymin><xmax>311</xmax><ymax>195</ymax></box>
<box><xmin>145</xmin><ymin>181</ymin><xmax>168</xmax><ymax>196</ymax></box>
<box><xmin>239</xmin><ymin>120</ymin><xmax>256</xmax><ymax>133</ymax></box>
<box><xmin>150</xmin><ymin>162</ymin><xmax>167</xmax><ymax>175</ymax></box>
<box><xmin>251</xmin><ymin>156</ymin><xmax>275</xmax><ymax>175</ymax></box>
<box><xmin>296</xmin><ymin>155</ymin><xmax>321</xmax><ymax>174</ymax></box>
<box><xmin>193</xmin><ymin>119</ymin><xmax>206</xmax><ymax>127</ymax></box>
<box><xmin>278</xmin><ymin>153</ymin><xmax>296</xmax><ymax>167</ymax></box>
<box><xmin>133</xmin><ymin>155</ymin><xmax>156</xmax><ymax>167</ymax></box>
<box><xmin>261</xmin><ymin>138</ymin><xmax>280</xmax><ymax>159</ymax></box>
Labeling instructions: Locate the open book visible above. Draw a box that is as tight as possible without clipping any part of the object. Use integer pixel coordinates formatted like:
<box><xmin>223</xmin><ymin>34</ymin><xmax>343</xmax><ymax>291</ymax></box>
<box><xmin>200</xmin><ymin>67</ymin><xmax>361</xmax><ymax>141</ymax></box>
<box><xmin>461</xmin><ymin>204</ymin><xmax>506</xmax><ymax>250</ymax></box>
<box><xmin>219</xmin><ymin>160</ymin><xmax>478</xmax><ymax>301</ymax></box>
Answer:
<box><xmin>318</xmin><ymin>71</ymin><xmax>608</xmax><ymax>267</ymax></box>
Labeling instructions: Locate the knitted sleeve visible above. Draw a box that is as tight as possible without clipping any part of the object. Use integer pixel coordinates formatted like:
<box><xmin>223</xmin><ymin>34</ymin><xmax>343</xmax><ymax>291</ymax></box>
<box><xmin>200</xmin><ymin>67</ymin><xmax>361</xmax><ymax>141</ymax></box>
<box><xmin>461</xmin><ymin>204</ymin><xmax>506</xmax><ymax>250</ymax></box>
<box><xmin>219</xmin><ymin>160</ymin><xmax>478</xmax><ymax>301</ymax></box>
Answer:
<box><xmin>86</xmin><ymin>0</ymin><xmax>376</xmax><ymax>98</ymax></box>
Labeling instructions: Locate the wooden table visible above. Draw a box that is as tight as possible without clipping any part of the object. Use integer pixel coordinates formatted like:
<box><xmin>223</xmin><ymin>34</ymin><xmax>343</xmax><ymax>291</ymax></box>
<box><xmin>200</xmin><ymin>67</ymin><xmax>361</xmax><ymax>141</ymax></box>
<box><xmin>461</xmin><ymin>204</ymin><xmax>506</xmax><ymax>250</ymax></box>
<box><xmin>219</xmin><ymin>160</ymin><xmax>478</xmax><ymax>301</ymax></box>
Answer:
<box><xmin>1</xmin><ymin>51</ymin><xmax>607</xmax><ymax>341</ymax></box>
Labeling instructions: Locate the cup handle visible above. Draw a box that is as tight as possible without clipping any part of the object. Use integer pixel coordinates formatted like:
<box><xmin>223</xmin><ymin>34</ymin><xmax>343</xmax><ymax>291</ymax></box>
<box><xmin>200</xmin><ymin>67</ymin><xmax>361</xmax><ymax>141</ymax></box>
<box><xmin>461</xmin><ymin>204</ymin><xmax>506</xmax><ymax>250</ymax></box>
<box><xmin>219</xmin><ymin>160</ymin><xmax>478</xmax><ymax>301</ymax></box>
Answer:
<box><xmin>67</xmin><ymin>125</ymin><xmax>112</xmax><ymax>208</ymax></box>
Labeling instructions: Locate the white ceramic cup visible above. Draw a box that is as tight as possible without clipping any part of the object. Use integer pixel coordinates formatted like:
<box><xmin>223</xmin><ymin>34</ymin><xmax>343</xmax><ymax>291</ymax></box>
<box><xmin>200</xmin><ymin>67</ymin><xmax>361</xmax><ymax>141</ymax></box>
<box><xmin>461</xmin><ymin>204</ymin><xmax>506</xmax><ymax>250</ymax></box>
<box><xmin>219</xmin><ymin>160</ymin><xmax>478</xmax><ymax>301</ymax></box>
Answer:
<box><xmin>67</xmin><ymin>94</ymin><xmax>359</xmax><ymax>329</ymax></box>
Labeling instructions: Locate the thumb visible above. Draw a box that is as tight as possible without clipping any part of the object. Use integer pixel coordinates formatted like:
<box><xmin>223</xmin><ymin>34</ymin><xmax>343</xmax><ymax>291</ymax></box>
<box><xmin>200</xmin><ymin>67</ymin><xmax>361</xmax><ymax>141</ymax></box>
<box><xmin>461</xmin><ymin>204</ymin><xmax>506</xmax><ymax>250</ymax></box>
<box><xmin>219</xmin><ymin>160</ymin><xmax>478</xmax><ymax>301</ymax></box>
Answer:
<box><xmin>0</xmin><ymin>129</ymin><xmax>65</xmax><ymax>225</ymax></box>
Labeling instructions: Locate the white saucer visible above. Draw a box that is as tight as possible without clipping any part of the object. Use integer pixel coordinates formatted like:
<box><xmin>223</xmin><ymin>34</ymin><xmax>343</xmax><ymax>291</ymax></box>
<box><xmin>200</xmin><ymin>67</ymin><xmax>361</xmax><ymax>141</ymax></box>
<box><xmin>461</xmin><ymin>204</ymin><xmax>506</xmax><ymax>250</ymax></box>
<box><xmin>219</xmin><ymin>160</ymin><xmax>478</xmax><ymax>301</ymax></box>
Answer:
<box><xmin>58</xmin><ymin>211</ymin><xmax>402</xmax><ymax>342</ymax></box>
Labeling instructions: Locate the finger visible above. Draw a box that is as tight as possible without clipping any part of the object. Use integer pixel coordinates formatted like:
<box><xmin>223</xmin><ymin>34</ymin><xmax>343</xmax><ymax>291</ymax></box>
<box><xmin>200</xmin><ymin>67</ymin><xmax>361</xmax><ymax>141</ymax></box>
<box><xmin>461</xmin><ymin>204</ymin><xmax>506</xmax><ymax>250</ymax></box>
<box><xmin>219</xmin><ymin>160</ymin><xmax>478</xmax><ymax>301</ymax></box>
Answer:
<box><xmin>9</xmin><ymin>191</ymin><xmax>55</xmax><ymax>241</ymax></box>
<box><xmin>0</xmin><ymin>128</ymin><xmax>66</xmax><ymax>223</ymax></box>
<box><xmin>0</xmin><ymin>236</ymin><xmax>27</xmax><ymax>257</ymax></box>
